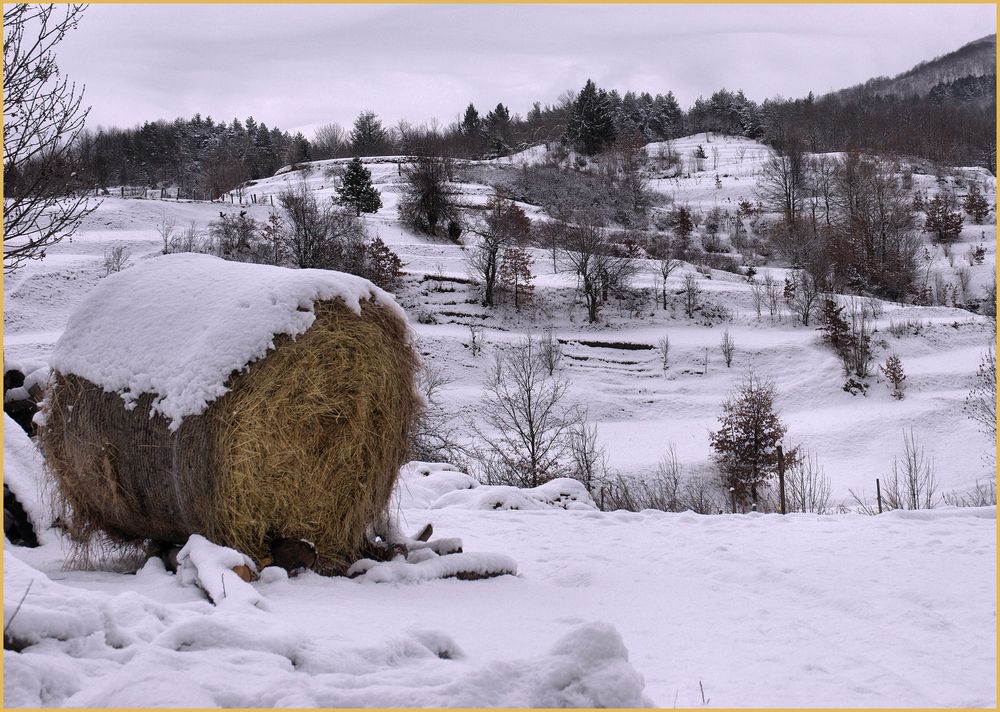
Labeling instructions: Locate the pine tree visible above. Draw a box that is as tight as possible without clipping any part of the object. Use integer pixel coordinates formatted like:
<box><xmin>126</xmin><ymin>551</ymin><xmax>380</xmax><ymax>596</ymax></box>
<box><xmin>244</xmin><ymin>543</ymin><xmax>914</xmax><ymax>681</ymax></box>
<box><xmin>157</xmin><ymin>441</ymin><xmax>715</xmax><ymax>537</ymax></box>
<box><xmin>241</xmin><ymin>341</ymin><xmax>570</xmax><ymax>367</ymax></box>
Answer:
<box><xmin>672</xmin><ymin>206</ymin><xmax>694</xmax><ymax>254</ymax></box>
<box><xmin>461</xmin><ymin>103</ymin><xmax>481</xmax><ymax>136</ymax></box>
<box><xmin>349</xmin><ymin>111</ymin><xmax>387</xmax><ymax>155</ymax></box>
<box><xmin>924</xmin><ymin>190</ymin><xmax>964</xmax><ymax>243</ymax></box>
<box><xmin>709</xmin><ymin>371</ymin><xmax>792</xmax><ymax>508</ymax></box>
<box><xmin>819</xmin><ymin>297</ymin><xmax>852</xmax><ymax>359</ymax></box>
<box><xmin>963</xmin><ymin>183</ymin><xmax>990</xmax><ymax>224</ymax></box>
<box><xmin>563</xmin><ymin>79</ymin><xmax>617</xmax><ymax>155</ymax></box>
<box><xmin>338</xmin><ymin>157</ymin><xmax>382</xmax><ymax>216</ymax></box>
<box><xmin>483</xmin><ymin>103</ymin><xmax>512</xmax><ymax>157</ymax></box>
<box><xmin>880</xmin><ymin>354</ymin><xmax>906</xmax><ymax>400</ymax></box>
<box><xmin>365</xmin><ymin>236</ymin><xmax>402</xmax><ymax>289</ymax></box>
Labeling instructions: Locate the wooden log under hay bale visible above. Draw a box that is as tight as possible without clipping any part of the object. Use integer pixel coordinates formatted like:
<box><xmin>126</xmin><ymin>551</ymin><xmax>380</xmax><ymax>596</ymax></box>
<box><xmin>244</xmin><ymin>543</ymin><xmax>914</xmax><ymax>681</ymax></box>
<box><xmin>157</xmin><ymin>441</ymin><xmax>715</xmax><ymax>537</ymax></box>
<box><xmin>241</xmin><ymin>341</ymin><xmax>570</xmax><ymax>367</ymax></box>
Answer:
<box><xmin>38</xmin><ymin>253</ymin><xmax>419</xmax><ymax>574</ymax></box>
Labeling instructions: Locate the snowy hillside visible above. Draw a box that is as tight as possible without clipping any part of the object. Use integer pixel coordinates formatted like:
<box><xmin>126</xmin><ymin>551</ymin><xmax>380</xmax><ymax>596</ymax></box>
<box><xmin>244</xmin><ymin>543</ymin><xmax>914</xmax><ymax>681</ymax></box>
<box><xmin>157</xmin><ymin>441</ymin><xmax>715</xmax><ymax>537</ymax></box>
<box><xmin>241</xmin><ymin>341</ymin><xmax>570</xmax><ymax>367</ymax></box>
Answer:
<box><xmin>4</xmin><ymin>133</ymin><xmax>996</xmax><ymax>707</ymax></box>
<box><xmin>8</xmin><ymin>135</ymin><xmax>994</xmax><ymax>499</ymax></box>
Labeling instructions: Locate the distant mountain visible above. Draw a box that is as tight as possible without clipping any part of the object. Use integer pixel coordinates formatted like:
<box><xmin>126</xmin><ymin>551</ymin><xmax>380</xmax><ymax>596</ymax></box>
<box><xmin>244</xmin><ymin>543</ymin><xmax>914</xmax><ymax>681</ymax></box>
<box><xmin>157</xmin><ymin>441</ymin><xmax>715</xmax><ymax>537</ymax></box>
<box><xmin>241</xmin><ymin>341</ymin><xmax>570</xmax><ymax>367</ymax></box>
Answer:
<box><xmin>833</xmin><ymin>34</ymin><xmax>995</xmax><ymax>101</ymax></box>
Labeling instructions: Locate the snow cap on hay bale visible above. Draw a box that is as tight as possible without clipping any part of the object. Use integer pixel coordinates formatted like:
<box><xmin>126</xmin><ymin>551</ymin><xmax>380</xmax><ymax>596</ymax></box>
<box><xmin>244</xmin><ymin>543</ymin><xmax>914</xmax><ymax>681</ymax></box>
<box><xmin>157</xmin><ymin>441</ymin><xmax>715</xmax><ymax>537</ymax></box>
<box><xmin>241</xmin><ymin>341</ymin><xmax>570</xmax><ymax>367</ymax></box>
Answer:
<box><xmin>39</xmin><ymin>253</ymin><xmax>419</xmax><ymax>573</ymax></box>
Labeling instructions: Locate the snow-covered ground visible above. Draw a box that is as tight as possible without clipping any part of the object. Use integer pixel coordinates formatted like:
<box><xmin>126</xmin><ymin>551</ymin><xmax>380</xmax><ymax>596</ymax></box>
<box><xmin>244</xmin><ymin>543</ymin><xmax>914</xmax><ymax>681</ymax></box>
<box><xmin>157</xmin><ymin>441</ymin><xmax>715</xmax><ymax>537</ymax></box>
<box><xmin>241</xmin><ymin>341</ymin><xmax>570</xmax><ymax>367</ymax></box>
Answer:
<box><xmin>4</xmin><ymin>134</ymin><xmax>996</xmax><ymax>707</ymax></box>
<box><xmin>5</xmin><ymin>457</ymin><xmax>996</xmax><ymax>707</ymax></box>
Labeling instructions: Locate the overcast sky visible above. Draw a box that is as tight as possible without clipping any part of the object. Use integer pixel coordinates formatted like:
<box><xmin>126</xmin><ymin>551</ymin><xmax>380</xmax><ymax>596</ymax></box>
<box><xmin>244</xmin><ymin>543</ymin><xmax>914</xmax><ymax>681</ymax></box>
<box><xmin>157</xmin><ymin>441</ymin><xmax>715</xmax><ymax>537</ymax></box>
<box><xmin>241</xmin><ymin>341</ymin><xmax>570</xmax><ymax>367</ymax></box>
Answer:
<box><xmin>56</xmin><ymin>4</ymin><xmax>995</xmax><ymax>138</ymax></box>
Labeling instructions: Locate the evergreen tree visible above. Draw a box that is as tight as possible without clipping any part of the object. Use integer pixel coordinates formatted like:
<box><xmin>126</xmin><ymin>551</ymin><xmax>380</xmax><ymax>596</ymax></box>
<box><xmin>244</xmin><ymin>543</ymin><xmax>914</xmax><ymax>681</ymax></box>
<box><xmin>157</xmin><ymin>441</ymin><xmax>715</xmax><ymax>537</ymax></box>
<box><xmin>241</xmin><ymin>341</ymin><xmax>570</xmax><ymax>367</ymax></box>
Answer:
<box><xmin>563</xmin><ymin>79</ymin><xmax>617</xmax><ymax>155</ymax></box>
<box><xmin>365</xmin><ymin>236</ymin><xmax>402</xmax><ymax>289</ymax></box>
<box><xmin>880</xmin><ymin>354</ymin><xmax>906</xmax><ymax>400</ymax></box>
<box><xmin>672</xmin><ymin>206</ymin><xmax>694</xmax><ymax>255</ymax></box>
<box><xmin>286</xmin><ymin>132</ymin><xmax>311</xmax><ymax>165</ymax></box>
<box><xmin>349</xmin><ymin>111</ymin><xmax>387</xmax><ymax>155</ymax></box>
<box><xmin>963</xmin><ymin>183</ymin><xmax>990</xmax><ymax>224</ymax></box>
<box><xmin>709</xmin><ymin>371</ymin><xmax>792</xmax><ymax>508</ymax></box>
<box><xmin>924</xmin><ymin>190</ymin><xmax>964</xmax><ymax>243</ymax></box>
<box><xmin>461</xmin><ymin>103</ymin><xmax>481</xmax><ymax>136</ymax></box>
<box><xmin>338</xmin><ymin>157</ymin><xmax>382</xmax><ymax>216</ymax></box>
<box><xmin>483</xmin><ymin>103</ymin><xmax>512</xmax><ymax>156</ymax></box>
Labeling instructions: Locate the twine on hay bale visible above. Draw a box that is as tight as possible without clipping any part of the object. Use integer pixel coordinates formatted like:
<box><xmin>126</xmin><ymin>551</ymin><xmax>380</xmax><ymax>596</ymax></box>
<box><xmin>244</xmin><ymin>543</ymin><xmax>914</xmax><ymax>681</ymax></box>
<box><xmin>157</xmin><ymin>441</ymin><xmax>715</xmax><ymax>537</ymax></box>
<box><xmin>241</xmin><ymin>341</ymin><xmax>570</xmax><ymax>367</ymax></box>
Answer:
<box><xmin>40</xmin><ymin>297</ymin><xmax>419</xmax><ymax>575</ymax></box>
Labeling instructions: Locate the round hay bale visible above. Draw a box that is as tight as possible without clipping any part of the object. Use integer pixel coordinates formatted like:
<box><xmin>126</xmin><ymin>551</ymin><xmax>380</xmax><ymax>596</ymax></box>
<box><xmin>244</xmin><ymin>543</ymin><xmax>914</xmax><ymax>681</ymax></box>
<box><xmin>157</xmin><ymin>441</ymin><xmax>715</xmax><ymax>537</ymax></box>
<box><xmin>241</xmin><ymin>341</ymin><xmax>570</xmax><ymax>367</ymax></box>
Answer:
<box><xmin>39</xmin><ymin>254</ymin><xmax>419</xmax><ymax>573</ymax></box>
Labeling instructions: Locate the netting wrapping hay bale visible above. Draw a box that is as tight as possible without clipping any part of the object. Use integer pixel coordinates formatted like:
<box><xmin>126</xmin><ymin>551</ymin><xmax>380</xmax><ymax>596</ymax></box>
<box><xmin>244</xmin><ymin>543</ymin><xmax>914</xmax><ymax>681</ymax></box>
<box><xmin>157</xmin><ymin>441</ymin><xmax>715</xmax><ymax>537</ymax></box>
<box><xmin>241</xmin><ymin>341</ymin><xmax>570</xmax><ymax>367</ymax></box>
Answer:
<box><xmin>38</xmin><ymin>253</ymin><xmax>419</xmax><ymax>573</ymax></box>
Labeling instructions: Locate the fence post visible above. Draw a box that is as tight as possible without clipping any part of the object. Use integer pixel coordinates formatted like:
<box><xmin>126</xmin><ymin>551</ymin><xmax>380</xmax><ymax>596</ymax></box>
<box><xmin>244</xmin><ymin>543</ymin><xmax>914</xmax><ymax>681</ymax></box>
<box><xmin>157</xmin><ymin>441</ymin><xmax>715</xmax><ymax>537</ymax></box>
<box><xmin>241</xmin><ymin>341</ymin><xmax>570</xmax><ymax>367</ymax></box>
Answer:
<box><xmin>729</xmin><ymin>486</ymin><xmax>737</xmax><ymax>514</ymax></box>
<box><xmin>876</xmin><ymin>478</ymin><xmax>883</xmax><ymax>514</ymax></box>
<box><xmin>777</xmin><ymin>444</ymin><xmax>786</xmax><ymax>514</ymax></box>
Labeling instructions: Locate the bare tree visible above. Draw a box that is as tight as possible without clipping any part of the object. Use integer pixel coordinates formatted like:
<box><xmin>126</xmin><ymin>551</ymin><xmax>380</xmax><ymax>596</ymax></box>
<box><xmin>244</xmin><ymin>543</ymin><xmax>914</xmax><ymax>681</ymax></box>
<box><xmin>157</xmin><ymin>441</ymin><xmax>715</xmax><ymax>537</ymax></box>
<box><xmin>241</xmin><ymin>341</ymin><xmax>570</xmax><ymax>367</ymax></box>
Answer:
<box><xmin>682</xmin><ymin>272</ymin><xmax>701</xmax><ymax>318</ymax></box>
<box><xmin>410</xmin><ymin>361</ymin><xmax>467</xmax><ymax>468</ymax></box>
<box><xmin>763</xmin><ymin>273</ymin><xmax>782</xmax><ymax>318</ymax></box>
<box><xmin>748</xmin><ymin>278</ymin><xmax>765</xmax><ymax>318</ymax></box>
<box><xmin>4</xmin><ymin>4</ymin><xmax>96</xmax><ymax>270</ymax></box>
<box><xmin>399</xmin><ymin>154</ymin><xmax>457</xmax><ymax>238</ymax></box>
<box><xmin>467</xmin><ymin>192</ymin><xmax>530</xmax><ymax>307</ymax></box>
<box><xmin>560</xmin><ymin>219</ymin><xmax>637</xmax><ymax>323</ymax></box>
<box><xmin>654</xmin><ymin>252</ymin><xmax>682</xmax><ymax>310</ymax></box>
<box><xmin>278</xmin><ymin>182</ymin><xmax>366</xmax><ymax>270</ymax></box>
<box><xmin>538</xmin><ymin>328</ymin><xmax>563</xmax><ymax>375</ymax></box>
<box><xmin>657</xmin><ymin>333</ymin><xmax>670</xmax><ymax>371</ymax></box>
<box><xmin>313</xmin><ymin>122</ymin><xmax>347</xmax><ymax>158</ymax></box>
<box><xmin>785</xmin><ymin>269</ymin><xmax>821</xmax><ymax>326</ymax></box>
<box><xmin>567</xmin><ymin>416</ymin><xmax>608</xmax><ymax>494</ymax></box>
<box><xmin>720</xmin><ymin>329</ymin><xmax>735</xmax><ymax>367</ymax></box>
<box><xmin>467</xmin><ymin>324</ymin><xmax>485</xmax><ymax>357</ymax></box>
<box><xmin>965</xmin><ymin>343</ymin><xmax>996</xmax><ymax>440</ymax></box>
<box><xmin>472</xmin><ymin>337</ymin><xmax>578</xmax><ymax>488</ymax></box>
<box><xmin>757</xmin><ymin>143</ymin><xmax>806</xmax><ymax>230</ymax></box>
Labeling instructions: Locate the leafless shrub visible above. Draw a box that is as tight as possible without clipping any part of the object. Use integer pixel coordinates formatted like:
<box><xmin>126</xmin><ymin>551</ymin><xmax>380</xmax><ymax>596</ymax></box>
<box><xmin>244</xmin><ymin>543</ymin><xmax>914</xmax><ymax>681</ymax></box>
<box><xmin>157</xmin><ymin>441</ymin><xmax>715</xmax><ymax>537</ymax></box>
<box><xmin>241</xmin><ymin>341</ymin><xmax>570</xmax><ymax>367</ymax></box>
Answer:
<box><xmin>954</xmin><ymin>266</ymin><xmax>972</xmax><ymax>302</ymax></box>
<box><xmin>657</xmin><ymin>334</ymin><xmax>670</xmax><ymax>371</ymax></box>
<box><xmin>785</xmin><ymin>269</ymin><xmax>821</xmax><ymax>326</ymax></box>
<box><xmin>538</xmin><ymin>328</ymin><xmax>563</xmax><ymax>375</ymax></box>
<box><xmin>597</xmin><ymin>449</ymin><xmax>724</xmax><ymax>514</ymax></box>
<box><xmin>964</xmin><ymin>343</ymin><xmax>996</xmax><ymax>440</ymax></box>
<box><xmin>157</xmin><ymin>215</ymin><xmax>177</xmax><ymax>255</ymax></box>
<box><xmin>763</xmin><ymin>273</ymin><xmax>782</xmax><ymax>319</ymax></box>
<box><xmin>410</xmin><ymin>361</ymin><xmax>467</xmax><ymax>468</ymax></box>
<box><xmin>748</xmin><ymin>278</ymin><xmax>765</xmax><ymax>318</ymax></box>
<box><xmin>887</xmin><ymin>319</ymin><xmax>923</xmax><ymax>337</ymax></box>
<box><xmin>567</xmin><ymin>417</ymin><xmax>608</xmax><ymax>494</ymax></box>
<box><xmin>683</xmin><ymin>272</ymin><xmax>700</xmax><ymax>317</ymax></box>
<box><xmin>468</xmin><ymin>324</ymin><xmax>484</xmax><ymax>357</ymax></box>
<box><xmin>942</xmin><ymin>479</ymin><xmax>997</xmax><ymax>507</ymax></box>
<box><xmin>784</xmin><ymin>449</ymin><xmax>831</xmax><ymax>514</ymax></box>
<box><xmin>174</xmin><ymin>221</ymin><xmax>201</xmax><ymax>253</ymax></box>
<box><xmin>101</xmin><ymin>242</ymin><xmax>130</xmax><ymax>276</ymax></box>
<box><xmin>849</xmin><ymin>428</ymin><xmax>938</xmax><ymax>512</ymax></box>
<box><xmin>845</xmin><ymin>297</ymin><xmax>875</xmax><ymax>378</ymax></box>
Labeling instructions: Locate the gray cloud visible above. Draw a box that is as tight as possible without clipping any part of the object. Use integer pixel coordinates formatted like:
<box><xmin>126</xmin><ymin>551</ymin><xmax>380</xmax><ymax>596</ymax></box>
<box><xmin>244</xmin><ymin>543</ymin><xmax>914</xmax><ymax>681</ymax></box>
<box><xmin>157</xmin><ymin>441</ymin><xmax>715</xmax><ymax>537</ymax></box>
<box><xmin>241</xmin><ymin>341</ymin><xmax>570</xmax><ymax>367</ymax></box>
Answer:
<box><xmin>55</xmin><ymin>4</ymin><xmax>995</xmax><ymax>137</ymax></box>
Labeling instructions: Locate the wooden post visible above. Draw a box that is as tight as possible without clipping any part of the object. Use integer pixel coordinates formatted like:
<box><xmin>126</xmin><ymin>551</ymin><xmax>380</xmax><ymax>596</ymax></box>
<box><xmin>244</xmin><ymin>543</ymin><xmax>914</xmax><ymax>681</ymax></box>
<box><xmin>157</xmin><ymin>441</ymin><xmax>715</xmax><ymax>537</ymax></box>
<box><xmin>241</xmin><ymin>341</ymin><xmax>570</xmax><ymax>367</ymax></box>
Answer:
<box><xmin>729</xmin><ymin>486</ymin><xmax>737</xmax><ymax>514</ymax></box>
<box><xmin>777</xmin><ymin>444</ymin><xmax>786</xmax><ymax>515</ymax></box>
<box><xmin>876</xmin><ymin>478</ymin><xmax>883</xmax><ymax>514</ymax></box>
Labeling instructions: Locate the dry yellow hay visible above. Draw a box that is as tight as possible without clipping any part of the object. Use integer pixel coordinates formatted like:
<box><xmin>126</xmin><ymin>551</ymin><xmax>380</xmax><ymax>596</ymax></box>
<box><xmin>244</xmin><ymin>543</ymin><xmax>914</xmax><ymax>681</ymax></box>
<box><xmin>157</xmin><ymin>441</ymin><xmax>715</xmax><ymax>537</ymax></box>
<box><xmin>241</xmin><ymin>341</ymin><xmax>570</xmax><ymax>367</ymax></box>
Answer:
<box><xmin>40</xmin><ymin>298</ymin><xmax>418</xmax><ymax>574</ymax></box>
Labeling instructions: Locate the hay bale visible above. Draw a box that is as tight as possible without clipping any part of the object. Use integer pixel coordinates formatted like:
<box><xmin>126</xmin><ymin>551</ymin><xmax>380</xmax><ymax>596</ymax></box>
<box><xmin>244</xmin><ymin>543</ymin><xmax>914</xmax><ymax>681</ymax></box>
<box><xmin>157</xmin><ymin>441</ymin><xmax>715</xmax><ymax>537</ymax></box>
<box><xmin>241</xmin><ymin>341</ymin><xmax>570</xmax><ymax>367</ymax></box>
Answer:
<box><xmin>39</xmin><ymin>253</ymin><xmax>419</xmax><ymax>573</ymax></box>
